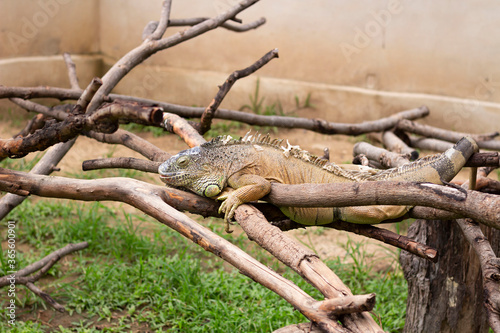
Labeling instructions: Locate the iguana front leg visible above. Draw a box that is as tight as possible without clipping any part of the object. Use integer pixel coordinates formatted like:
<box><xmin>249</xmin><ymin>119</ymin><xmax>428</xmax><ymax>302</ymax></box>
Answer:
<box><xmin>218</xmin><ymin>173</ymin><xmax>271</xmax><ymax>232</ymax></box>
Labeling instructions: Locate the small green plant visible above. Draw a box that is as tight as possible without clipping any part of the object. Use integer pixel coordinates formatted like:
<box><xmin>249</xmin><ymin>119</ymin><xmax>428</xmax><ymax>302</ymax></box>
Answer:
<box><xmin>240</xmin><ymin>78</ymin><xmax>314</xmax><ymax>117</ymax></box>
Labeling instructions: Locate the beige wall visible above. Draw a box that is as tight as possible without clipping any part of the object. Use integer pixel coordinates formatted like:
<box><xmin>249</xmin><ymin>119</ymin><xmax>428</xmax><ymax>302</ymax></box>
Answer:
<box><xmin>1</xmin><ymin>0</ymin><xmax>500</xmax><ymax>132</ymax></box>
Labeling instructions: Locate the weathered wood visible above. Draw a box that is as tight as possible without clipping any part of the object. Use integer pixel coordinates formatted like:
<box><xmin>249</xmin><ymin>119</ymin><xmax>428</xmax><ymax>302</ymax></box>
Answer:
<box><xmin>400</xmin><ymin>219</ymin><xmax>500</xmax><ymax>333</ymax></box>
<box><xmin>382</xmin><ymin>131</ymin><xmax>419</xmax><ymax>160</ymax></box>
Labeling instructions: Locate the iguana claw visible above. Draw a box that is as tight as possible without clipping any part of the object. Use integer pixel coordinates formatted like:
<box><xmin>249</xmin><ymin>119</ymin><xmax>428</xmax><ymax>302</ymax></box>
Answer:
<box><xmin>218</xmin><ymin>193</ymin><xmax>243</xmax><ymax>233</ymax></box>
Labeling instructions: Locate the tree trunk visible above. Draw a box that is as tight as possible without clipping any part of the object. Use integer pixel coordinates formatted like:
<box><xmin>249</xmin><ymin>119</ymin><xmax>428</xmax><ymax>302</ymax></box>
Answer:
<box><xmin>400</xmin><ymin>219</ymin><xmax>500</xmax><ymax>333</ymax></box>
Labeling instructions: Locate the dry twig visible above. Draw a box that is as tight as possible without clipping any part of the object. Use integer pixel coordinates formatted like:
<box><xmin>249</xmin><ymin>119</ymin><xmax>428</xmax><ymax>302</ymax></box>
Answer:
<box><xmin>0</xmin><ymin>242</ymin><xmax>89</xmax><ymax>312</ymax></box>
<box><xmin>198</xmin><ymin>48</ymin><xmax>279</xmax><ymax>134</ymax></box>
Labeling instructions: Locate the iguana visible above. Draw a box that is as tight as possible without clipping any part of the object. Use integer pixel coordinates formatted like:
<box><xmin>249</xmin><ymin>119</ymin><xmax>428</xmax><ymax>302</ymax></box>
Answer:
<box><xmin>159</xmin><ymin>132</ymin><xmax>478</xmax><ymax>232</ymax></box>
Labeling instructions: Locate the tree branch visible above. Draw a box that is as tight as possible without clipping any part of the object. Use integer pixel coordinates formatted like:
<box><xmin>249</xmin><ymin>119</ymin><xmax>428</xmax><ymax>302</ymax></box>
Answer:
<box><xmin>265</xmin><ymin>182</ymin><xmax>500</xmax><ymax>230</ymax></box>
<box><xmin>62</xmin><ymin>53</ymin><xmax>80</xmax><ymax>90</ymax></box>
<box><xmin>86</xmin><ymin>0</ymin><xmax>264</xmax><ymax>113</ymax></box>
<box><xmin>0</xmin><ymin>242</ymin><xmax>89</xmax><ymax>312</ymax></box>
<box><xmin>82</xmin><ymin>157</ymin><xmax>161</xmax><ymax>173</ymax></box>
<box><xmin>382</xmin><ymin>130</ymin><xmax>418</xmax><ymax>160</ymax></box>
<box><xmin>353</xmin><ymin>141</ymin><xmax>410</xmax><ymax>169</ymax></box>
<box><xmin>397</xmin><ymin>119</ymin><xmax>500</xmax><ymax>150</ymax></box>
<box><xmin>146</xmin><ymin>0</ymin><xmax>173</xmax><ymax>41</ymax></box>
<box><xmin>0</xmin><ymin>102</ymin><xmax>163</xmax><ymax>158</ymax></box>
<box><xmin>198</xmin><ymin>48</ymin><xmax>279</xmax><ymax>134</ymax></box>
<box><xmin>0</xmin><ymin>86</ymin><xmax>431</xmax><ymax>136</ymax></box>
<box><xmin>168</xmin><ymin>17</ymin><xmax>266</xmax><ymax>32</ymax></box>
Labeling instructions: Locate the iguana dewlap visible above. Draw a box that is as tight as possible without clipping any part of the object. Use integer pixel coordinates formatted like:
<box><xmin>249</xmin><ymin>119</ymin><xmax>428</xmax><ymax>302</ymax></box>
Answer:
<box><xmin>159</xmin><ymin>133</ymin><xmax>478</xmax><ymax>229</ymax></box>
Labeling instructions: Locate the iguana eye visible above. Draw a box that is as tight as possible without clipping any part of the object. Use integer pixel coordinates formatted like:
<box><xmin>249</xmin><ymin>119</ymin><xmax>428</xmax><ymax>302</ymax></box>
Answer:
<box><xmin>176</xmin><ymin>156</ymin><xmax>190</xmax><ymax>168</ymax></box>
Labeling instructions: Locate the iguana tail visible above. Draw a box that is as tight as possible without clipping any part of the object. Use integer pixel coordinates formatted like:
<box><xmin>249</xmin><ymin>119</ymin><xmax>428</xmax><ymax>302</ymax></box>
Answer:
<box><xmin>368</xmin><ymin>136</ymin><xmax>479</xmax><ymax>183</ymax></box>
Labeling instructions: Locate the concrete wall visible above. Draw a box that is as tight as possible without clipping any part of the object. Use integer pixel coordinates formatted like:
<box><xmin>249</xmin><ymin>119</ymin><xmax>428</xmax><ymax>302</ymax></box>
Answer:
<box><xmin>1</xmin><ymin>0</ymin><xmax>500</xmax><ymax>132</ymax></box>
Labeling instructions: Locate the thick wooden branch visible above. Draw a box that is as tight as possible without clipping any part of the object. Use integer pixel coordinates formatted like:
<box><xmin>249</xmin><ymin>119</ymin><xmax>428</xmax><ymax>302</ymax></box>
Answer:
<box><xmin>0</xmin><ymin>86</ymin><xmax>430</xmax><ymax>136</ymax></box>
<box><xmin>234</xmin><ymin>205</ymin><xmax>381</xmax><ymax>332</ymax></box>
<box><xmin>0</xmin><ymin>140</ymin><xmax>77</xmax><ymax>220</ymax></box>
<box><xmin>13</xmin><ymin>114</ymin><xmax>48</xmax><ymax>138</ymax></box>
<box><xmin>457</xmin><ymin>218</ymin><xmax>500</xmax><ymax>332</ymax></box>
<box><xmin>198</xmin><ymin>48</ymin><xmax>279</xmax><ymax>134</ymax></box>
<box><xmin>409</xmin><ymin>135</ymin><xmax>454</xmax><ymax>152</ymax></box>
<box><xmin>0</xmin><ymin>102</ymin><xmax>163</xmax><ymax>159</ymax></box>
<box><xmin>265</xmin><ymin>182</ymin><xmax>500</xmax><ymax>230</ymax></box>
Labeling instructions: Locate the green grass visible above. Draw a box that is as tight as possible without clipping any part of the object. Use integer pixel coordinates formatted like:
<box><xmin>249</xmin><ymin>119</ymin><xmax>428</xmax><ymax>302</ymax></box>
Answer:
<box><xmin>0</xmin><ymin>199</ymin><xmax>407</xmax><ymax>332</ymax></box>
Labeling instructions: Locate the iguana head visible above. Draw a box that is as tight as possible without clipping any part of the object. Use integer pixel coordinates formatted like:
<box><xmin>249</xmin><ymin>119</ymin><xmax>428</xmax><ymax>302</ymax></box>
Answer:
<box><xmin>158</xmin><ymin>146</ymin><xmax>225</xmax><ymax>198</ymax></box>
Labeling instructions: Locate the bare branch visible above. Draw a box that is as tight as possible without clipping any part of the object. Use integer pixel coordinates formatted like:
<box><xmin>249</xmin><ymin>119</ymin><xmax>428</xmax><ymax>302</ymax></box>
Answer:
<box><xmin>146</xmin><ymin>0</ymin><xmax>173</xmax><ymax>40</ymax></box>
<box><xmin>0</xmin><ymin>102</ymin><xmax>163</xmax><ymax>159</ymax></box>
<box><xmin>0</xmin><ymin>140</ymin><xmax>77</xmax><ymax>220</ymax></box>
<box><xmin>272</xmin><ymin>218</ymin><xmax>437</xmax><ymax>262</ymax></box>
<box><xmin>8</xmin><ymin>98</ymin><xmax>69</xmax><ymax>120</ymax></box>
<box><xmin>266</xmin><ymin>182</ymin><xmax>500</xmax><ymax>230</ymax></box>
<box><xmin>168</xmin><ymin>17</ymin><xmax>266</xmax><ymax>32</ymax></box>
<box><xmin>161</xmin><ymin>113</ymin><xmax>205</xmax><ymax>147</ymax></box>
<box><xmin>86</xmin><ymin>129</ymin><xmax>169</xmax><ymax>162</ymax></box>
<box><xmin>353</xmin><ymin>141</ymin><xmax>410</xmax><ymax>168</ymax></box>
<box><xmin>25</xmin><ymin>282</ymin><xmax>65</xmax><ymax>312</ymax></box>
<box><xmin>409</xmin><ymin>135</ymin><xmax>454</xmax><ymax>152</ymax></box>
<box><xmin>75</xmin><ymin>77</ymin><xmax>102</xmax><ymax>113</ymax></box>
<box><xmin>0</xmin><ymin>242</ymin><xmax>88</xmax><ymax>312</ymax></box>
<box><xmin>62</xmin><ymin>53</ymin><xmax>80</xmax><ymax>90</ymax></box>
<box><xmin>0</xmin><ymin>86</ymin><xmax>431</xmax><ymax>136</ymax></box>
<box><xmin>0</xmin><ymin>85</ymin><xmax>80</xmax><ymax>100</ymax></box>
<box><xmin>457</xmin><ymin>218</ymin><xmax>500</xmax><ymax>331</ymax></box>
<box><xmin>168</xmin><ymin>104</ymin><xmax>430</xmax><ymax>135</ymax></box>
<box><xmin>86</xmin><ymin>0</ymin><xmax>264</xmax><ymax>113</ymax></box>
<box><xmin>13</xmin><ymin>114</ymin><xmax>48</xmax><ymax>138</ymax></box>
<box><xmin>198</xmin><ymin>48</ymin><xmax>279</xmax><ymax>134</ymax></box>
<box><xmin>382</xmin><ymin>131</ymin><xmax>418</xmax><ymax>160</ymax></box>
<box><xmin>398</xmin><ymin>119</ymin><xmax>500</xmax><ymax>149</ymax></box>
<box><xmin>82</xmin><ymin>157</ymin><xmax>161</xmax><ymax>173</ymax></box>
<box><xmin>234</xmin><ymin>205</ymin><xmax>383</xmax><ymax>332</ymax></box>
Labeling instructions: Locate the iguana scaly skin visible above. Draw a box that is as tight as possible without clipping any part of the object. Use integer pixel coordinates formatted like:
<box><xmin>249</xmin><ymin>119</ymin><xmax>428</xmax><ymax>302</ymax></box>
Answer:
<box><xmin>159</xmin><ymin>133</ymin><xmax>478</xmax><ymax>231</ymax></box>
